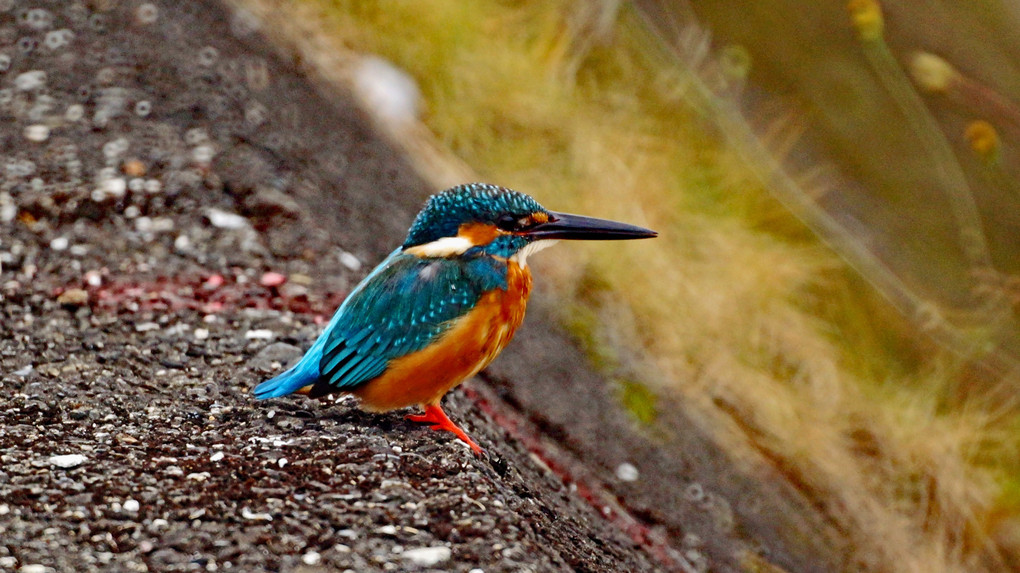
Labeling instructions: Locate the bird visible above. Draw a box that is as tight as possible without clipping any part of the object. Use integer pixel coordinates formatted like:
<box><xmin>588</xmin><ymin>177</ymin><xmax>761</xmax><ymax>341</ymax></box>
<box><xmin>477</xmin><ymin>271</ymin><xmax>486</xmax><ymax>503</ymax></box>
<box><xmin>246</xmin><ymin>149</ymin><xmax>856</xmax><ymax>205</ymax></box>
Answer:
<box><xmin>254</xmin><ymin>183</ymin><xmax>657</xmax><ymax>454</ymax></box>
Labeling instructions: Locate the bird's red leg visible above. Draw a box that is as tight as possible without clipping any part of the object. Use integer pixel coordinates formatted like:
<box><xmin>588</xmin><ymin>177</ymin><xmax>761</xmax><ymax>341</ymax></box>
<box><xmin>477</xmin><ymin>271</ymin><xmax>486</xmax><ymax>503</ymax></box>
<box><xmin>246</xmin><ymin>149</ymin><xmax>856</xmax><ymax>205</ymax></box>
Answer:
<box><xmin>406</xmin><ymin>404</ymin><xmax>483</xmax><ymax>455</ymax></box>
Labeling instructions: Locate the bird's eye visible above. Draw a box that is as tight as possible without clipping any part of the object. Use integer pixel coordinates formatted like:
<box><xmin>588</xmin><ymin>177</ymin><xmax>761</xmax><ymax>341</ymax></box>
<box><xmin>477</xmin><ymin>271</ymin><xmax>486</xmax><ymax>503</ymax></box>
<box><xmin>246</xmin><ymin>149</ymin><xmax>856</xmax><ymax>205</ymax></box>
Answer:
<box><xmin>496</xmin><ymin>214</ymin><xmax>527</xmax><ymax>232</ymax></box>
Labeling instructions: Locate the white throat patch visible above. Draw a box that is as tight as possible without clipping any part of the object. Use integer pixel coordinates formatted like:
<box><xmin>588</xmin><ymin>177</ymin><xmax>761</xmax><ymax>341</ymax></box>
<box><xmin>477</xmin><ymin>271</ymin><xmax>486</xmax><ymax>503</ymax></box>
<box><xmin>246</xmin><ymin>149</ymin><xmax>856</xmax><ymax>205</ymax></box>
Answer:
<box><xmin>510</xmin><ymin>239</ymin><xmax>558</xmax><ymax>268</ymax></box>
<box><xmin>404</xmin><ymin>236</ymin><xmax>474</xmax><ymax>258</ymax></box>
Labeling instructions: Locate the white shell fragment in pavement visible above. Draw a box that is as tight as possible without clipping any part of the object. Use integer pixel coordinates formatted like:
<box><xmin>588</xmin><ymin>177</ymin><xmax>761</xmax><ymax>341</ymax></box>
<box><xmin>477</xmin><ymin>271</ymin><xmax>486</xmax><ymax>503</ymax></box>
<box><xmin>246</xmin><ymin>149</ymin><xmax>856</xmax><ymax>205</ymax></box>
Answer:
<box><xmin>401</xmin><ymin>546</ymin><xmax>452</xmax><ymax>566</ymax></box>
<box><xmin>48</xmin><ymin>454</ymin><xmax>86</xmax><ymax>469</ymax></box>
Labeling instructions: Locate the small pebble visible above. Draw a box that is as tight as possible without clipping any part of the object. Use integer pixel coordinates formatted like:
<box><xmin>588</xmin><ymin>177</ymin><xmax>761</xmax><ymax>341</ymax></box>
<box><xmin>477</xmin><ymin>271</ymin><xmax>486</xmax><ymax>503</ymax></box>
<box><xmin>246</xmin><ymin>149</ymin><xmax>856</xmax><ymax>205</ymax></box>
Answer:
<box><xmin>338</xmin><ymin>251</ymin><xmax>362</xmax><ymax>271</ymax></box>
<box><xmin>103</xmin><ymin>138</ymin><xmax>129</xmax><ymax>160</ymax></box>
<box><xmin>206</xmin><ymin>208</ymin><xmax>248</xmax><ymax>230</ymax></box>
<box><xmin>301</xmin><ymin>552</ymin><xmax>321</xmax><ymax>566</ymax></box>
<box><xmin>115</xmin><ymin>433</ymin><xmax>139</xmax><ymax>445</ymax></box>
<box><xmin>245</xmin><ymin>329</ymin><xmax>274</xmax><ymax>340</ymax></box>
<box><xmin>44</xmin><ymin>29</ymin><xmax>73</xmax><ymax>51</ymax></box>
<box><xmin>185</xmin><ymin>128</ymin><xmax>209</xmax><ymax>145</ymax></box>
<box><xmin>260</xmin><ymin>272</ymin><xmax>286</xmax><ymax>287</ymax></box>
<box><xmin>136</xmin><ymin>3</ymin><xmax>158</xmax><ymax>25</ymax></box>
<box><xmin>122</xmin><ymin>159</ymin><xmax>146</xmax><ymax>177</ymax></box>
<box><xmin>684</xmin><ymin>483</ymin><xmax>705</xmax><ymax>502</ymax></box>
<box><xmin>194</xmin><ymin>328</ymin><xmax>209</xmax><ymax>340</ymax></box>
<box><xmin>65</xmin><ymin>104</ymin><xmax>84</xmax><ymax>122</ymax></box>
<box><xmin>56</xmin><ymin>288</ymin><xmax>88</xmax><ymax>307</ymax></box>
<box><xmin>682</xmin><ymin>533</ymin><xmax>703</xmax><ymax>549</ymax></box>
<box><xmin>290</xmin><ymin>273</ymin><xmax>313</xmax><ymax>286</ymax></box>
<box><xmin>210</xmin><ymin>451</ymin><xmax>224</xmax><ymax>462</ymax></box>
<box><xmin>615</xmin><ymin>462</ymin><xmax>639</xmax><ymax>482</ymax></box>
<box><xmin>14</xmin><ymin>70</ymin><xmax>46</xmax><ymax>91</ymax></box>
<box><xmin>23</xmin><ymin>124</ymin><xmax>49</xmax><ymax>142</ymax></box>
<box><xmin>197</xmin><ymin>46</ymin><xmax>219</xmax><ymax>68</ymax></box>
<box><xmin>101</xmin><ymin>177</ymin><xmax>127</xmax><ymax>199</ymax></box>
<box><xmin>49</xmin><ymin>454</ymin><xmax>86</xmax><ymax>468</ymax></box>
<box><xmin>192</xmin><ymin>144</ymin><xmax>215</xmax><ymax>165</ymax></box>
<box><xmin>84</xmin><ymin>270</ymin><xmax>103</xmax><ymax>287</ymax></box>
<box><xmin>241</xmin><ymin>507</ymin><xmax>272</xmax><ymax>521</ymax></box>
<box><xmin>401</xmin><ymin>547</ymin><xmax>451</xmax><ymax>567</ymax></box>
<box><xmin>50</xmin><ymin>236</ymin><xmax>69</xmax><ymax>251</ymax></box>
<box><xmin>135</xmin><ymin>322</ymin><xmax>159</xmax><ymax>332</ymax></box>
<box><xmin>123</xmin><ymin>499</ymin><xmax>140</xmax><ymax>512</ymax></box>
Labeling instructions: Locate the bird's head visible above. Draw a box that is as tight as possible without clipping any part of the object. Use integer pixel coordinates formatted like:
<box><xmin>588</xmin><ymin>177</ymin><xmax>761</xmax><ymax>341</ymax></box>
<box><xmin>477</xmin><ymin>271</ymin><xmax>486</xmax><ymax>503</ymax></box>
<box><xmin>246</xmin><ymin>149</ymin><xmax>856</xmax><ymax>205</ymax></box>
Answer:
<box><xmin>402</xmin><ymin>183</ymin><xmax>657</xmax><ymax>265</ymax></box>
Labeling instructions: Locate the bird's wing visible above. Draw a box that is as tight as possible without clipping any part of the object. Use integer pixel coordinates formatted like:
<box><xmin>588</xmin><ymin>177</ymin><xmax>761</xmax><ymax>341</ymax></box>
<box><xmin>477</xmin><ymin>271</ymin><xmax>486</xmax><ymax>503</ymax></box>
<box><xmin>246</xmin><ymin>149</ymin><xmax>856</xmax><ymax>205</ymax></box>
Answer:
<box><xmin>315</xmin><ymin>252</ymin><xmax>506</xmax><ymax>393</ymax></box>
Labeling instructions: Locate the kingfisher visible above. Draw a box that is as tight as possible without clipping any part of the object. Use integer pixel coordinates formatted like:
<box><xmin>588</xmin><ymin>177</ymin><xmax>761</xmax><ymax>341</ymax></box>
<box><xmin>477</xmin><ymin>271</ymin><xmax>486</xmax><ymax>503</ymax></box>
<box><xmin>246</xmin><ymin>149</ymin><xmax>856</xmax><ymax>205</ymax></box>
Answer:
<box><xmin>254</xmin><ymin>183</ymin><xmax>656</xmax><ymax>454</ymax></box>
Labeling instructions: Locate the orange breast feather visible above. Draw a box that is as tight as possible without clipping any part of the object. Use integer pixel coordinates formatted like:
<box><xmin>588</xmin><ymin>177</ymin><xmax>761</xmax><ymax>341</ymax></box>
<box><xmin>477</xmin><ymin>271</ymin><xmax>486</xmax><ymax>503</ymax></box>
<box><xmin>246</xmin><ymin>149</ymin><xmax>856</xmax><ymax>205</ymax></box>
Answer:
<box><xmin>353</xmin><ymin>261</ymin><xmax>533</xmax><ymax>412</ymax></box>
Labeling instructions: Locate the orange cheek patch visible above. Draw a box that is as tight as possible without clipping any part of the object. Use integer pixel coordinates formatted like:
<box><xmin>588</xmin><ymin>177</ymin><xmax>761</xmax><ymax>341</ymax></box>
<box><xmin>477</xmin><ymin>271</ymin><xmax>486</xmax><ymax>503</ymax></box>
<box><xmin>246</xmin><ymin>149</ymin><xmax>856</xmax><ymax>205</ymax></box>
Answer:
<box><xmin>458</xmin><ymin>222</ymin><xmax>500</xmax><ymax>243</ymax></box>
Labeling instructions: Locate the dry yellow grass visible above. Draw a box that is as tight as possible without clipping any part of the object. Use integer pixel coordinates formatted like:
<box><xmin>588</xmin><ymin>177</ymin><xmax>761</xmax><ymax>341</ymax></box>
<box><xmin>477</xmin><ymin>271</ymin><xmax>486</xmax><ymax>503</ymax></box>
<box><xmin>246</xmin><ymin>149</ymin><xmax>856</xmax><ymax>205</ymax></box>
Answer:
<box><xmin>273</xmin><ymin>0</ymin><xmax>1020</xmax><ymax>570</ymax></box>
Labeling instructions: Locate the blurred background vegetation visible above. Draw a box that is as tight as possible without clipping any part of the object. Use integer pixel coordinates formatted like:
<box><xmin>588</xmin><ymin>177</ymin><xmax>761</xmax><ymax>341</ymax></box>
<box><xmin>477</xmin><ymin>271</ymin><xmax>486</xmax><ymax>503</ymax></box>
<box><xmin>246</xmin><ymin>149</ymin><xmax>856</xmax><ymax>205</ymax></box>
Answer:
<box><xmin>272</xmin><ymin>0</ymin><xmax>1020</xmax><ymax>570</ymax></box>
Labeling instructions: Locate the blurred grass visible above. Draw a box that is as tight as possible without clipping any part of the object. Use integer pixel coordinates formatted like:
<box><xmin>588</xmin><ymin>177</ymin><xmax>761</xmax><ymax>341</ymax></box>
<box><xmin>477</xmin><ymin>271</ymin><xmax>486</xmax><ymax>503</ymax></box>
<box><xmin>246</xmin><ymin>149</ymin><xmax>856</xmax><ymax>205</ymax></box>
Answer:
<box><xmin>304</xmin><ymin>0</ymin><xmax>1020</xmax><ymax>570</ymax></box>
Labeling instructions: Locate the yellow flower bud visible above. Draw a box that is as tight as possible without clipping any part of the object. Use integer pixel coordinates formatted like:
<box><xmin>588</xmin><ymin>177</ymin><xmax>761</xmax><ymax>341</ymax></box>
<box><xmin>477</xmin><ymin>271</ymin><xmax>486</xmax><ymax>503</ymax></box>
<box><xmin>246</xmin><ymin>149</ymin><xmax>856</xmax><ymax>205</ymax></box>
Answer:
<box><xmin>847</xmin><ymin>0</ymin><xmax>884</xmax><ymax>41</ymax></box>
<box><xmin>909</xmin><ymin>52</ymin><xmax>959</xmax><ymax>93</ymax></box>
<box><xmin>964</xmin><ymin>120</ymin><xmax>1000</xmax><ymax>162</ymax></box>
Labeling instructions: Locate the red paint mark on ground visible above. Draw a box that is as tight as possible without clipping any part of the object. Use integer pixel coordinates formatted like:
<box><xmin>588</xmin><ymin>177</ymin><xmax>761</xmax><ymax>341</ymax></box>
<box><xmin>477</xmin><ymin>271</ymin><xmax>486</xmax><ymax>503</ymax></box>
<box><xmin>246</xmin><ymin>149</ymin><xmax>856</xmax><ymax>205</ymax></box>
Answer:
<box><xmin>55</xmin><ymin>272</ymin><xmax>347</xmax><ymax>320</ymax></box>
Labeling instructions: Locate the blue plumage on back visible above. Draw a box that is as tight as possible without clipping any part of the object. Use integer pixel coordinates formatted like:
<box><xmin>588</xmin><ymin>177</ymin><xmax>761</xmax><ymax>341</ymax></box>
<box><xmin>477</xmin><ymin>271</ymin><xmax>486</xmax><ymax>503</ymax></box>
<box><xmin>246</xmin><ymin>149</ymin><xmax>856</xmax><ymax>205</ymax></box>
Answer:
<box><xmin>252</xmin><ymin>249</ymin><xmax>402</xmax><ymax>399</ymax></box>
<box><xmin>252</xmin><ymin>247</ymin><xmax>508</xmax><ymax>400</ymax></box>
<box><xmin>315</xmin><ymin>252</ymin><xmax>507</xmax><ymax>396</ymax></box>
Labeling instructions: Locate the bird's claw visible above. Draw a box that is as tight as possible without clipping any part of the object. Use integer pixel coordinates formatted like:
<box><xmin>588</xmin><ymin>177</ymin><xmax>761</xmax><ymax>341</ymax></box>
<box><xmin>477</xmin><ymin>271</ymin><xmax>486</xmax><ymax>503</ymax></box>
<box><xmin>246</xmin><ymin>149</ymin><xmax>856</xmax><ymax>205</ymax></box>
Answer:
<box><xmin>406</xmin><ymin>404</ymin><xmax>483</xmax><ymax>455</ymax></box>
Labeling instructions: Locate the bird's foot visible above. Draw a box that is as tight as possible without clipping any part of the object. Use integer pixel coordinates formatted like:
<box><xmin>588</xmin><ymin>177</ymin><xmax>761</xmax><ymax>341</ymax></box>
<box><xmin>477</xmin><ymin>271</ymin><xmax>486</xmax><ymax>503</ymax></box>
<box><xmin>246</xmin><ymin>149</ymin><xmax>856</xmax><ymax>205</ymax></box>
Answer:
<box><xmin>406</xmin><ymin>404</ymin><xmax>483</xmax><ymax>455</ymax></box>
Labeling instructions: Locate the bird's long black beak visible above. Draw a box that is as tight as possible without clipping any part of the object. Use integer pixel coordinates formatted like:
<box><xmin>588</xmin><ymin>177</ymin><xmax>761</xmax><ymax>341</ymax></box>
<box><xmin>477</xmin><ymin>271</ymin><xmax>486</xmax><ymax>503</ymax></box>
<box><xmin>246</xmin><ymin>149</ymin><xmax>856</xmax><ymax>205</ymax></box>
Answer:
<box><xmin>524</xmin><ymin>211</ymin><xmax>657</xmax><ymax>241</ymax></box>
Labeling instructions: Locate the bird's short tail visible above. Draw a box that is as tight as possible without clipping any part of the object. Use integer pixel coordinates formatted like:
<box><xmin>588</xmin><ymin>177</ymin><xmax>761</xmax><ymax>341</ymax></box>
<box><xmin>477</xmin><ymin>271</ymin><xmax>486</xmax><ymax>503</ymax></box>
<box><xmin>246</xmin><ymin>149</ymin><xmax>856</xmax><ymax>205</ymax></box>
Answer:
<box><xmin>253</xmin><ymin>351</ymin><xmax>320</xmax><ymax>399</ymax></box>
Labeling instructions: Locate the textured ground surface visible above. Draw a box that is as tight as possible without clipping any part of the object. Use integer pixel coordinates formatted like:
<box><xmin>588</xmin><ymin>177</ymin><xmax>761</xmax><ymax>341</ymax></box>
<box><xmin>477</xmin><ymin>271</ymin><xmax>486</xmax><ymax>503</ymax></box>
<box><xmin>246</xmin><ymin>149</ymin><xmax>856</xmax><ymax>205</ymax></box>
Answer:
<box><xmin>0</xmin><ymin>1</ymin><xmax>843</xmax><ymax>572</ymax></box>
<box><xmin>0</xmin><ymin>1</ymin><xmax>662</xmax><ymax>571</ymax></box>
